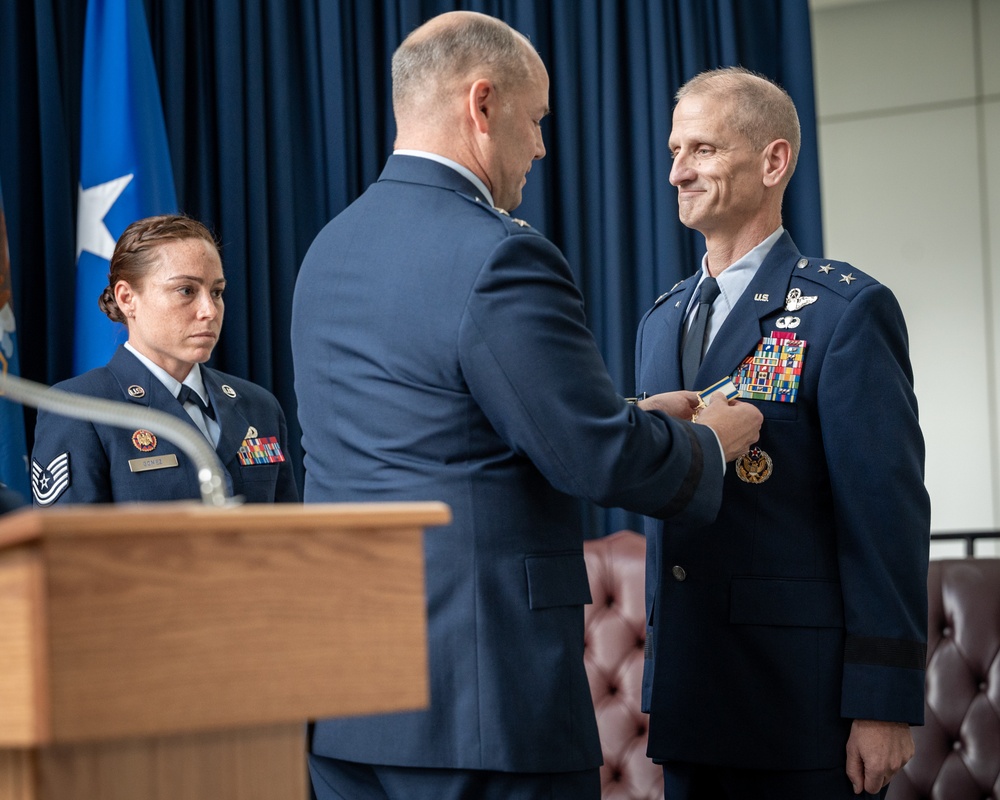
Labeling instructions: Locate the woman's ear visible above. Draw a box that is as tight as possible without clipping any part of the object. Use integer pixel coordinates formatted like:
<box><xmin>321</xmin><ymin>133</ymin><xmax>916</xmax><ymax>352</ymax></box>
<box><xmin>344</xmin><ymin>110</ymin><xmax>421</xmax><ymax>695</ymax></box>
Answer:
<box><xmin>114</xmin><ymin>280</ymin><xmax>136</xmax><ymax>318</ymax></box>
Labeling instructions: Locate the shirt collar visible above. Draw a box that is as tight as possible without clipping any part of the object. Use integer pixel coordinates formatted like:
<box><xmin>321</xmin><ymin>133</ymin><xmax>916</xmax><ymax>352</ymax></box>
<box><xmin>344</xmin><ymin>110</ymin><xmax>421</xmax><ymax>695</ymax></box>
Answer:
<box><xmin>393</xmin><ymin>149</ymin><xmax>495</xmax><ymax>207</ymax></box>
<box><xmin>694</xmin><ymin>226</ymin><xmax>784</xmax><ymax>310</ymax></box>
<box><xmin>124</xmin><ymin>342</ymin><xmax>208</xmax><ymax>403</ymax></box>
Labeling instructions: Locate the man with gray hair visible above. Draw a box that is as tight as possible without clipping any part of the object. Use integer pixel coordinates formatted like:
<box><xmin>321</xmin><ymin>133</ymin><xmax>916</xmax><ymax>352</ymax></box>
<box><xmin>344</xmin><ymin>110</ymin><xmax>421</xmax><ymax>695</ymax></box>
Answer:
<box><xmin>636</xmin><ymin>67</ymin><xmax>929</xmax><ymax>799</ymax></box>
<box><xmin>293</xmin><ymin>14</ymin><xmax>761</xmax><ymax>800</ymax></box>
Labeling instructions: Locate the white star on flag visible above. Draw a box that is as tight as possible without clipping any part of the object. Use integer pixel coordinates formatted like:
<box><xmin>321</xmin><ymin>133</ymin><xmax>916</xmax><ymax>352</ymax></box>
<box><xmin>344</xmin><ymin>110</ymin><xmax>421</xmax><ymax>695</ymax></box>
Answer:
<box><xmin>76</xmin><ymin>173</ymin><xmax>133</xmax><ymax>261</ymax></box>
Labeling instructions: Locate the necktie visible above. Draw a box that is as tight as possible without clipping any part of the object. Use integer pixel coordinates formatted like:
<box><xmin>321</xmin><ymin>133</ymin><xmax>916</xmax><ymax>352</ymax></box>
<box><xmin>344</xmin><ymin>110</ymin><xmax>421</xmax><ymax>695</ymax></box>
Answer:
<box><xmin>681</xmin><ymin>277</ymin><xmax>721</xmax><ymax>390</ymax></box>
<box><xmin>177</xmin><ymin>384</ymin><xmax>216</xmax><ymax>420</ymax></box>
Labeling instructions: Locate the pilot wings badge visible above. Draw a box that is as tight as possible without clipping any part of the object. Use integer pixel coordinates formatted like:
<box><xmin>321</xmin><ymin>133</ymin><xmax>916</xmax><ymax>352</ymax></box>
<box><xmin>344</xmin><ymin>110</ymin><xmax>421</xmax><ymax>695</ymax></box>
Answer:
<box><xmin>784</xmin><ymin>287</ymin><xmax>817</xmax><ymax>312</ymax></box>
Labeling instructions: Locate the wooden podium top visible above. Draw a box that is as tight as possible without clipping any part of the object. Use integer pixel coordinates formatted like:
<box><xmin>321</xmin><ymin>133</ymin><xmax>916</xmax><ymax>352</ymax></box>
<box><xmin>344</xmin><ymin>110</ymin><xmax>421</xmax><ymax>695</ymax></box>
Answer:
<box><xmin>0</xmin><ymin>501</ymin><xmax>451</xmax><ymax>546</ymax></box>
<box><xmin>0</xmin><ymin>502</ymin><xmax>448</xmax><ymax>747</ymax></box>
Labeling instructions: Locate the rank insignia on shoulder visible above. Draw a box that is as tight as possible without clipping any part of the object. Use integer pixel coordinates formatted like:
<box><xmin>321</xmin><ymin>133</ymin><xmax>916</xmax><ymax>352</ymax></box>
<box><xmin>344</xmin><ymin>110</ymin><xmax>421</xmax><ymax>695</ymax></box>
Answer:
<box><xmin>31</xmin><ymin>453</ymin><xmax>70</xmax><ymax>506</ymax></box>
<box><xmin>237</xmin><ymin>436</ymin><xmax>285</xmax><ymax>466</ymax></box>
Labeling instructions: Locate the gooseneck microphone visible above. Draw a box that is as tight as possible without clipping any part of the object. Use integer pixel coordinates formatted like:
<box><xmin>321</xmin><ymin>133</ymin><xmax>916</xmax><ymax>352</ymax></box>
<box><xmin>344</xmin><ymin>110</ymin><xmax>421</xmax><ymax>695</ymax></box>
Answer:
<box><xmin>0</xmin><ymin>370</ymin><xmax>233</xmax><ymax>507</ymax></box>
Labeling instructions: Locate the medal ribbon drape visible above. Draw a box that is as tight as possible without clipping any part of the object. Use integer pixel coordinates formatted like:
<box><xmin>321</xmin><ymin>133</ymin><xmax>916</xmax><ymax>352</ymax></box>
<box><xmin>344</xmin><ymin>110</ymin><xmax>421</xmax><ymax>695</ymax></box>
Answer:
<box><xmin>74</xmin><ymin>0</ymin><xmax>177</xmax><ymax>375</ymax></box>
<box><xmin>681</xmin><ymin>277</ymin><xmax>720</xmax><ymax>389</ymax></box>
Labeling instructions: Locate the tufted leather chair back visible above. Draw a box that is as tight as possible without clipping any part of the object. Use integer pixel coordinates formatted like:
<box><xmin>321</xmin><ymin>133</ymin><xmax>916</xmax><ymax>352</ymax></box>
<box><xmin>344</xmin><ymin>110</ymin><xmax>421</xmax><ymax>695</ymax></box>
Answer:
<box><xmin>583</xmin><ymin>530</ymin><xmax>663</xmax><ymax>800</ymax></box>
<box><xmin>887</xmin><ymin>558</ymin><xmax>1000</xmax><ymax>800</ymax></box>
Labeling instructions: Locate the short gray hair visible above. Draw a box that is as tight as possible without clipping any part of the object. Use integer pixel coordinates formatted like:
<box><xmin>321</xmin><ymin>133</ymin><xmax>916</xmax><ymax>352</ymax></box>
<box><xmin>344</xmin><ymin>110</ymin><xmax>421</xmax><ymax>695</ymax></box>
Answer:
<box><xmin>392</xmin><ymin>13</ymin><xmax>532</xmax><ymax>117</ymax></box>
<box><xmin>677</xmin><ymin>67</ymin><xmax>801</xmax><ymax>181</ymax></box>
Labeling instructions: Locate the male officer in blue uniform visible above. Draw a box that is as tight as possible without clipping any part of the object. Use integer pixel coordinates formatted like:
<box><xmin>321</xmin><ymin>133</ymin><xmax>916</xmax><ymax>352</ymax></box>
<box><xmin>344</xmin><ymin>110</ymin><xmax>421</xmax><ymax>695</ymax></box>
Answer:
<box><xmin>292</xmin><ymin>12</ymin><xmax>761</xmax><ymax>800</ymax></box>
<box><xmin>635</xmin><ymin>67</ymin><xmax>930</xmax><ymax>799</ymax></box>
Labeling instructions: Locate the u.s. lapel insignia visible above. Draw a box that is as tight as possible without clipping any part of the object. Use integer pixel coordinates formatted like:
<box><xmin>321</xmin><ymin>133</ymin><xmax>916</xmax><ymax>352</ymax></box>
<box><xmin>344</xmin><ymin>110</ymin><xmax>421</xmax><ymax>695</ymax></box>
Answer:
<box><xmin>785</xmin><ymin>287</ymin><xmax>818</xmax><ymax>312</ymax></box>
<box><xmin>127</xmin><ymin>384</ymin><xmax>145</xmax><ymax>398</ymax></box>
<box><xmin>31</xmin><ymin>453</ymin><xmax>70</xmax><ymax>506</ymax></box>
<box><xmin>754</xmin><ymin>293</ymin><xmax>769</xmax><ymax>302</ymax></box>
<box><xmin>131</xmin><ymin>429</ymin><xmax>157</xmax><ymax>452</ymax></box>
<box><xmin>222</xmin><ymin>385</ymin><xmax>237</xmax><ymax>398</ymax></box>
<box><xmin>245</xmin><ymin>425</ymin><xmax>258</xmax><ymax>439</ymax></box>
<box><xmin>736</xmin><ymin>446</ymin><xmax>773</xmax><ymax>484</ymax></box>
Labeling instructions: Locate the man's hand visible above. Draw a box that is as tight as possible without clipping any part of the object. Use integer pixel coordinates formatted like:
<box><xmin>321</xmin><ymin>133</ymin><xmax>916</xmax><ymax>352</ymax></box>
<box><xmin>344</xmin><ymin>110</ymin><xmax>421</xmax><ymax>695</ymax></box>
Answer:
<box><xmin>637</xmin><ymin>391</ymin><xmax>701</xmax><ymax>420</ymax></box>
<box><xmin>693</xmin><ymin>392</ymin><xmax>762</xmax><ymax>461</ymax></box>
<box><xmin>846</xmin><ymin>719</ymin><xmax>914</xmax><ymax>795</ymax></box>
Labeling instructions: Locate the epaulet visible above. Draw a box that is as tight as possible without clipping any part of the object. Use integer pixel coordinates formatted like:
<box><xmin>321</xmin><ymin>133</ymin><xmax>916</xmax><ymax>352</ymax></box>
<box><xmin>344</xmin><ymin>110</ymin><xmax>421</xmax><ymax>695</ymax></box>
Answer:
<box><xmin>790</xmin><ymin>256</ymin><xmax>877</xmax><ymax>298</ymax></box>
<box><xmin>492</xmin><ymin>206</ymin><xmax>533</xmax><ymax>229</ymax></box>
<box><xmin>651</xmin><ymin>277</ymin><xmax>691</xmax><ymax>309</ymax></box>
<box><xmin>458</xmin><ymin>192</ymin><xmax>534</xmax><ymax>230</ymax></box>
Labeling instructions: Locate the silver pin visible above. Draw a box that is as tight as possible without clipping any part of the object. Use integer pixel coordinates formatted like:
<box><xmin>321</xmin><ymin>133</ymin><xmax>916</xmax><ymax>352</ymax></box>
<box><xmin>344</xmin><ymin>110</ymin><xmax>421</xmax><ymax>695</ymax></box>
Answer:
<box><xmin>840</xmin><ymin>273</ymin><xmax>856</xmax><ymax>285</ymax></box>
<box><xmin>785</xmin><ymin>287</ymin><xmax>818</xmax><ymax>312</ymax></box>
<box><xmin>222</xmin><ymin>384</ymin><xmax>237</xmax><ymax>398</ymax></box>
<box><xmin>775</xmin><ymin>316</ymin><xmax>801</xmax><ymax>330</ymax></box>
<box><xmin>818</xmin><ymin>264</ymin><xmax>834</xmax><ymax>274</ymax></box>
<box><xmin>754</xmin><ymin>293</ymin><xmax>769</xmax><ymax>302</ymax></box>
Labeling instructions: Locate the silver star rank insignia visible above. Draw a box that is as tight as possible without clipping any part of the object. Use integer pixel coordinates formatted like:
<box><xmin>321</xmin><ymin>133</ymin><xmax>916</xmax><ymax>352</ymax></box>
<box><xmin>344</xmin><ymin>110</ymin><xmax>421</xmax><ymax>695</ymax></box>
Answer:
<box><xmin>818</xmin><ymin>264</ymin><xmax>834</xmax><ymax>274</ymax></box>
<box><xmin>839</xmin><ymin>273</ymin><xmax>856</xmax><ymax>285</ymax></box>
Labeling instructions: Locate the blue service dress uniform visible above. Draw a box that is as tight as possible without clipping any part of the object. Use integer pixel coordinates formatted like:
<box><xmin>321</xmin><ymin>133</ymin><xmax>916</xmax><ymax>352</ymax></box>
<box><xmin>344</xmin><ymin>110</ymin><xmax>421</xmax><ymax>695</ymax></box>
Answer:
<box><xmin>291</xmin><ymin>154</ymin><xmax>723</xmax><ymax>783</ymax></box>
<box><xmin>635</xmin><ymin>231</ymin><xmax>930</xmax><ymax>773</ymax></box>
<box><xmin>30</xmin><ymin>346</ymin><xmax>298</xmax><ymax>505</ymax></box>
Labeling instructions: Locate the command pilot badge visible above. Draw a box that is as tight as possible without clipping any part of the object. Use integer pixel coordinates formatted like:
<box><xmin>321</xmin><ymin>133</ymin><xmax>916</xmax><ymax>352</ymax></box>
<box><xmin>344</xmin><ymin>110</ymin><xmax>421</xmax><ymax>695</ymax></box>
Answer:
<box><xmin>784</xmin><ymin>287</ymin><xmax>817</xmax><ymax>312</ymax></box>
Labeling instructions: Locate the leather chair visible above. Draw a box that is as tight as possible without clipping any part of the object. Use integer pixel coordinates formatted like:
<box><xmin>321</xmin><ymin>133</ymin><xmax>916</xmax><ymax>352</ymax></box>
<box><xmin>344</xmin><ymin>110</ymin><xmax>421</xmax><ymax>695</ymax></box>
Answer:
<box><xmin>583</xmin><ymin>530</ymin><xmax>663</xmax><ymax>799</ymax></box>
<box><xmin>887</xmin><ymin>558</ymin><xmax>1000</xmax><ymax>800</ymax></box>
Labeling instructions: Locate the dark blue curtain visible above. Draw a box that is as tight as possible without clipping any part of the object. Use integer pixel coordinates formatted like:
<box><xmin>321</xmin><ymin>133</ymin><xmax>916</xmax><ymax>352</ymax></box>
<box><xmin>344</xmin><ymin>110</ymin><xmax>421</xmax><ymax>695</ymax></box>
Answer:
<box><xmin>0</xmin><ymin>0</ymin><xmax>820</xmax><ymax>536</ymax></box>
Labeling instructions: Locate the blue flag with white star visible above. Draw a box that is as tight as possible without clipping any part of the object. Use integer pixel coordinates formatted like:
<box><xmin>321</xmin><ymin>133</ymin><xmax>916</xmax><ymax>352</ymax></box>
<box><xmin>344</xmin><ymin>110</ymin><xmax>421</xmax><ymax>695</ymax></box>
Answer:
<box><xmin>75</xmin><ymin>0</ymin><xmax>176</xmax><ymax>374</ymax></box>
<box><xmin>0</xmin><ymin>180</ymin><xmax>30</xmax><ymax>499</ymax></box>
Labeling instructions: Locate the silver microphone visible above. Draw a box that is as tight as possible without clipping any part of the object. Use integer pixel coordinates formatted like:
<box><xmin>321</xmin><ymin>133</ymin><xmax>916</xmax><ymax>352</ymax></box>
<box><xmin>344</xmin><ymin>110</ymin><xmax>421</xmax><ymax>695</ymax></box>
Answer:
<box><xmin>0</xmin><ymin>370</ymin><xmax>233</xmax><ymax>507</ymax></box>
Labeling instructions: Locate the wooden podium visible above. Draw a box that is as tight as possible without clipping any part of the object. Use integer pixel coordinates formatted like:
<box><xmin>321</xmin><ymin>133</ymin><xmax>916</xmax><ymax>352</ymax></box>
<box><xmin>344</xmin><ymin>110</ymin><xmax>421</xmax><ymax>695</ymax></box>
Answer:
<box><xmin>0</xmin><ymin>501</ymin><xmax>449</xmax><ymax>800</ymax></box>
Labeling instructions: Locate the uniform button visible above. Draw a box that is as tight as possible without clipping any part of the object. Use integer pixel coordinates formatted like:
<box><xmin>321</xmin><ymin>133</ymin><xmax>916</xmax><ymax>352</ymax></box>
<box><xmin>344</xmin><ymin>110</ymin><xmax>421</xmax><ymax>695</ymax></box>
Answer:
<box><xmin>671</xmin><ymin>565</ymin><xmax>687</xmax><ymax>582</ymax></box>
<box><xmin>796</xmin><ymin>258</ymin><xmax>809</xmax><ymax>269</ymax></box>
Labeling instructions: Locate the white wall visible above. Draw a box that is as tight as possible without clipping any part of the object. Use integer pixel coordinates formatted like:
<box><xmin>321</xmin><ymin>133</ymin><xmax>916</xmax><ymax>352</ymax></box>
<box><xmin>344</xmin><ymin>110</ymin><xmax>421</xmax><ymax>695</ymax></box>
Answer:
<box><xmin>809</xmin><ymin>0</ymin><xmax>1000</xmax><ymax>556</ymax></box>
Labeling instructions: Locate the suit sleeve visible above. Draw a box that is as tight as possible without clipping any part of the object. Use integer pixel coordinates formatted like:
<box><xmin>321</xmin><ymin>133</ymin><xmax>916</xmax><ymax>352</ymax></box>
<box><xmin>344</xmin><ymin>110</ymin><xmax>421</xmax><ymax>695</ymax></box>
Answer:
<box><xmin>458</xmin><ymin>230</ymin><xmax>721</xmax><ymax>525</ymax></box>
<box><xmin>818</xmin><ymin>283</ymin><xmax>930</xmax><ymax>724</ymax></box>
<box><xmin>31</xmin><ymin>409</ymin><xmax>113</xmax><ymax>504</ymax></box>
<box><xmin>273</xmin><ymin>404</ymin><xmax>299</xmax><ymax>503</ymax></box>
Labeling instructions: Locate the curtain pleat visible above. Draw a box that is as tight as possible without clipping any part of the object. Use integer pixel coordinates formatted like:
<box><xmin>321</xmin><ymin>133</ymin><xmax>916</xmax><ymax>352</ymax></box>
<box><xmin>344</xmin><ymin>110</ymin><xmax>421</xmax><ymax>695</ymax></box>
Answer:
<box><xmin>0</xmin><ymin>0</ymin><xmax>820</xmax><ymax>534</ymax></box>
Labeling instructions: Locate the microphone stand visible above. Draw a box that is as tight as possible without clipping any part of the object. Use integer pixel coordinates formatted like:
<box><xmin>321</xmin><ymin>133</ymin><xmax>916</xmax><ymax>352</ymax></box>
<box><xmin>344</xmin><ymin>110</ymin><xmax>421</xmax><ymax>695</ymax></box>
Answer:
<box><xmin>0</xmin><ymin>369</ymin><xmax>233</xmax><ymax>507</ymax></box>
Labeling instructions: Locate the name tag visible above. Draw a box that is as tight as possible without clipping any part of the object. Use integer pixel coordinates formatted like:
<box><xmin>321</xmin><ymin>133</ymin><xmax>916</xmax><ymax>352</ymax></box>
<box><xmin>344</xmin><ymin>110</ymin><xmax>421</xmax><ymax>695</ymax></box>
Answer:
<box><xmin>128</xmin><ymin>454</ymin><xmax>180</xmax><ymax>473</ymax></box>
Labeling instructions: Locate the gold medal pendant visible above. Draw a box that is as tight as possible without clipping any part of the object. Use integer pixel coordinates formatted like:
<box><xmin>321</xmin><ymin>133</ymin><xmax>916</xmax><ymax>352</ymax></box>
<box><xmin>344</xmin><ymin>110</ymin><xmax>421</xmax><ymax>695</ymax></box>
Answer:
<box><xmin>736</xmin><ymin>446</ymin><xmax>773</xmax><ymax>484</ymax></box>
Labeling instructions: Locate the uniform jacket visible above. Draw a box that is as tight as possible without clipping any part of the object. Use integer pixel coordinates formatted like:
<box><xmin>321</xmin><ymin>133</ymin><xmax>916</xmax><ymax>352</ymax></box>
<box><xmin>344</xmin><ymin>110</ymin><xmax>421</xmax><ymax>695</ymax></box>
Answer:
<box><xmin>31</xmin><ymin>346</ymin><xmax>298</xmax><ymax>505</ymax></box>
<box><xmin>635</xmin><ymin>231</ymin><xmax>930</xmax><ymax>770</ymax></box>
<box><xmin>292</xmin><ymin>155</ymin><xmax>723</xmax><ymax>773</ymax></box>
